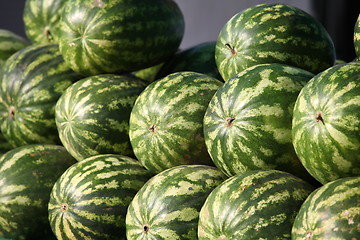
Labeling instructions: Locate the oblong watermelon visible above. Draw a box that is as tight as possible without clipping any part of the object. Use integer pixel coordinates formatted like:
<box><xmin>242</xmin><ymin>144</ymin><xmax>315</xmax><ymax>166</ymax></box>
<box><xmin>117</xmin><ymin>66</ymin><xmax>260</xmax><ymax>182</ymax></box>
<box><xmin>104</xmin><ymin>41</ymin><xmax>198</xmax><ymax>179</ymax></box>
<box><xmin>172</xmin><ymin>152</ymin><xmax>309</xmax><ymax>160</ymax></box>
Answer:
<box><xmin>126</xmin><ymin>165</ymin><xmax>227</xmax><ymax>239</ymax></box>
<box><xmin>59</xmin><ymin>0</ymin><xmax>185</xmax><ymax>76</ymax></box>
<box><xmin>0</xmin><ymin>44</ymin><xmax>82</xmax><ymax>147</ymax></box>
<box><xmin>48</xmin><ymin>154</ymin><xmax>153</xmax><ymax>240</ymax></box>
<box><xmin>55</xmin><ymin>74</ymin><xmax>146</xmax><ymax>161</ymax></box>
<box><xmin>216</xmin><ymin>3</ymin><xmax>335</xmax><ymax>80</ymax></box>
<box><xmin>203</xmin><ymin>63</ymin><xmax>316</xmax><ymax>183</ymax></box>
<box><xmin>198</xmin><ymin>170</ymin><xmax>315</xmax><ymax>239</ymax></box>
<box><xmin>129</xmin><ymin>71</ymin><xmax>223</xmax><ymax>174</ymax></box>
<box><xmin>292</xmin><ymin>61</ymin><xmax>360</xmax><ymax>184</ymax></box>
<box><xmin>0</xmin><ymin>144</ymin><xmax>76</xmax><ymax>240</ymax></box>
<box><xmin>292</xmin><ymin>176</ymin><xmax>360</xmax><ymax>239</ymax></box>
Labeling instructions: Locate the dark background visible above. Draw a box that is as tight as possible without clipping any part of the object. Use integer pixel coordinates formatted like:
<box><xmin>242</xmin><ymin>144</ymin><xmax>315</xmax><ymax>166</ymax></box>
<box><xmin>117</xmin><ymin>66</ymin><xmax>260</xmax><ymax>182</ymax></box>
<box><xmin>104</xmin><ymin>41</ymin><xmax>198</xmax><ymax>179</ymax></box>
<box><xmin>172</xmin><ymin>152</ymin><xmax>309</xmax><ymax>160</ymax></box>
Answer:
<box><xmin>0</xmin><ymin>0</ymin><xmax>359</xmax><ymax>61</ymax></box>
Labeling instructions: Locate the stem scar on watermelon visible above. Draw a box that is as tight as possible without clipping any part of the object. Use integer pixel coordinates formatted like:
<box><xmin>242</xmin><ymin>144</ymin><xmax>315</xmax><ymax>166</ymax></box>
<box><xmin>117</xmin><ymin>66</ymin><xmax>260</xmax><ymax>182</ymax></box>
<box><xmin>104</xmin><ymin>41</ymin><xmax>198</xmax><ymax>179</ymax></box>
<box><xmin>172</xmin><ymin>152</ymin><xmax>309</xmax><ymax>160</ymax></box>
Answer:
<box><xmin>149</xmin><ymin>124</ymin><xmax>158</xmax><ymax>133</ymax></box>
<box><xmin>225</xmin><ymin>43</ymin><xmax>237</xmax><ymax>56</ymax></box>
<box><xmin>8</xmin><ymin>106</ymin><xmax>15</xmax><ymax>120</ymax></box>
<box><xmin>225</xmin><ymin>117</ymin><xmax>236</xmax><ymax>127</ymax></box>
<box><xmin>315</xmin><ymin>112</ymin><xmax>325</xmax><ymax>125</ymax></box>
<box><xmin>143</xmin><ymin>224</ymin><xmax>150</xmax><ymax>234</ymax></box>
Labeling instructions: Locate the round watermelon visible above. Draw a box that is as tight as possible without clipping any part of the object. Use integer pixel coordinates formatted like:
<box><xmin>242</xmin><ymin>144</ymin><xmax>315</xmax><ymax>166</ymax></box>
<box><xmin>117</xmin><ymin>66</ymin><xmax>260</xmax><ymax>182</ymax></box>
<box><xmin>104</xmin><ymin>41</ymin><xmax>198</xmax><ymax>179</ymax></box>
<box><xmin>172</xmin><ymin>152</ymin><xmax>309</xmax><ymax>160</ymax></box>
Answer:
<box><xmin>126</xmin><ymin>165</ymin><xmax>227</xmax><ymax>239</ymax></box>
<box><xmin>23</xmin><ymin>0</ymin><xmax>68</xmax><ymax>44</ymax></box>
<box><xmin>0</xmin><ymin>144</ymin><xmax>76</xmax><ymax>240</ymax></box>
<box><xmin>292</xmin><ymin>61</ymin><xmax>360</xmax><ymax>184</ymax></box>
<box><xmin>0</xmin><ymin>44</ymin><xmax>82</xmax><ymax>147</ymax></box>
<box><xmin>198</xmin><ymin>170</ymin><xmax>315</xmax><ymax>239</ymax></box>
<box><xmin>129</xmin><ymin>71</ymin><xmax>223</xmax><ymax>174</ymax></box>
<box><xmin>59</xmin><ymin>0</ymin><xmax>185</xmax><ymax>76</ymax></box>
<box><xmin>216</xmin><ymin>3</ymin><xmax>335</xmax><ymax>81</ymax></box>
<box><xmin>48</xmin><ymin>154</ymin><xmax>153</xmax><ymax>240</ymax></box>
<box><xmin>0</xmin><ymin>29</ymin><xmax>29</xmax><ymax>65</ymax></box>
<box><xmin>55</xmin><ymin>74</ymin><xmax>146</xmax><ymax>161</ymax></box>
<box><xmin>203</xmin><ymin>63</ymin><xmax>316</xmax><ymax>183</ymax></box>
<box><xmin>292</xmin><ymin>176</ymin><xmax>359</xmax><ymax>240</ymax></box>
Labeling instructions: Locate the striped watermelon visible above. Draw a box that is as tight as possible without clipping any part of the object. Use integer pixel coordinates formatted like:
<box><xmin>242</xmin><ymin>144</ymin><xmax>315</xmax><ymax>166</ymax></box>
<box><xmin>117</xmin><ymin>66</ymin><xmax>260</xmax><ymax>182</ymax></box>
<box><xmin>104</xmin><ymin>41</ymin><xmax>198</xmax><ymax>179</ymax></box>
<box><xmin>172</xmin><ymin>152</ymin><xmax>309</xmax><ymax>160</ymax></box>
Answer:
<box><xmin>59</xmin><ymin>0</ymin><xmax>185</xmax><ymax>76</ymax></box>
<box><xmin>216</xmin><ymin>3</ymin><xmax>336</xmax><ymax>81</ymax></box>
<box><xmin>23</xmin><ymin>0</ymin><xmax>68</xmax><ymax>44</ymax></box>
<box><xmin>0</xmin><ymin>144</ymin><xmax>76</xmax><ymax>240</ymax></box>
<box><xmin>355</xmin><ymin>14</ymin><xmax>360</xmax><ymax>60</ymax></box>
<box><xmin>203</xmin><ymin>63</ymin><xmax>316</xmax><ymax>183</ymax></box>
<box><xmin>0</xmin><ymin>44</ymin><xmax>82</xmax><ymax>147</ymax></box>
<box><xmin>48</xmin><ymin>154</ymin><xmax>152</xmax><ymax>240</ymax></box>
<box><xmin>129</xmin><ymin>71</ymin><xmax>223</xmax><ymax>174</ymax></box>
<box><xmin>0</xmin><ymin>29</ymin><xmax>29</xmax><ymax>65</ymax></box>
<box><xmin>126</xmin><ymin>164</ymin><xmax>227</xmax><ymax>239</ymax></box>
<box><xmin>155</xmin><ymin>41</ymin><xmax>223</xmax><ymax>81</ymax></box>
<box><xmin>292</xmin><ymin>176</ymin><xmax>359</xmax><ymax>239</ymax></box>
<box><xmin>55</xmin><ymin>74</ymin><xmax>146</xmax><ymax>161</ymax></box>
<box><xmin>292</xmin><ymin>62</ymin><xmax>360</xmax><ymax>184</ymax></box>
<box><xmin>198</xmin><ymin>169</ymin><xmax>315</xmax><ymax>239</ymax></box>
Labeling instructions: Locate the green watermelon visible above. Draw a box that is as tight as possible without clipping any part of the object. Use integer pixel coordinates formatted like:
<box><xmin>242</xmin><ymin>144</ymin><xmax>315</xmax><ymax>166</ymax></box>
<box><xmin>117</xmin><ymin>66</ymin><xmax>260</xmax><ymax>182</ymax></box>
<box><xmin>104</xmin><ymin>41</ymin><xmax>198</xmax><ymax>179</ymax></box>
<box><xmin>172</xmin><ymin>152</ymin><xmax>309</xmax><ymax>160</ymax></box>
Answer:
<box><xmin>292</xmin><ymin>176</ymin><xmax>359</xmax><ymax>239</ymax></box>
<box><xmin>198</xmin><ymin>170</ymin><xmax>315</xmax><ymax>239</ymax></box>
<box><xmin>131</xmin><ymin>62</ymin><xmax>165</xmax><ymax>83</ymax></box>
<box><xmin>55</xmin><ymin>74</ymin><xmax>146</xmax><ymax>161</ymax></box>
<box><xmin>355</xmin><ymin>14</ymin><xmax>360</xmax><ymax>60</ymax></box>
<box><xmin>216</xmin><ymin>3</ymin><xmax>335</xmax><ymax>81</ymax></box>
<box><xmin>48</xmin><ymin>154</ymin><xmax>153</xmax><ymax>240</ymax></box>
<box><xmin>59</xmin><ymin>0</ymin><xmax>184</xmax><ymax>76</ymax></box>
<box><xmin>126</xmin><ymin>164</ymin><xmax>227</xmax><ymax>239</ymax></box>
<box><xmin>292</xmin><ymin>62</ymin><xmax>360</xmax><ymax>184</ymax></box>
<box><xmin>23</xmin><ymin>0</ymin><xmax>68</xmax><ymax>44</ymax></box>
<box><xmin>129</xmin><ymin>71</ymin><xmax>223</xmax><ymax>174</ymax></box>
<box><xmin>155</xmin><ymin>41</ymin><xmax>223</xmax><ymax>81</ymax></box>
<box><xmin>0</xmin><ymin>44</ymin><xmax>82</xmax><ymax>147</ymax></box>
<box><xmin>203</xmin><ymin>63</ymin><xmax>316</xmax><ymax>183</ymax></box>
<box><xmin>0</xmin><ymin>29</ymin><xmax>29</xmax><ymax>65</ymax></box>
<box><xmin>0</xmin><ymin>144</ymin><xmax>77</xmax><ymax>240</ymax></box>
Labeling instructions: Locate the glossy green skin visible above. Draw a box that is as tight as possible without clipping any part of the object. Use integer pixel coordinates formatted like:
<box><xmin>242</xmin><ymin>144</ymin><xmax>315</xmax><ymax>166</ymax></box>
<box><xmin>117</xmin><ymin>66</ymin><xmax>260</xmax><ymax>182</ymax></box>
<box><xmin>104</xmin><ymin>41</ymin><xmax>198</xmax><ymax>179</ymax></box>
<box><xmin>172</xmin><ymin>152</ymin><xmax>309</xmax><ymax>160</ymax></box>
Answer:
<box><xmin>198</xmin><ymin>170</ymin><xmax>315</xmax><ymax>239</ymax></box>
<box><xmin>355</xmin><ymin>14</ymin><xmax>360</xmax><ymax>60</ymax></box>
<box><xmin>0</xmin><ymin>44</ymin><xmax>82</xmax><ymax>148</ymax></box>
<box><xmin>292</xmin><ymin>176</ymin><xmax>360</xmax><ymax>240</ymax></box>
<box><xmin>126</xmin><ymin>165</ymin><xmax>227</xmax><ymax>239</ymax></box>
<box><xmin>48</xmin><ymin>154</ymin><xmax>153</xmax><ymax>240</ymax></box>
<box><xmin>155</xmin><ymin>41</ymin><xmax>223</xmax><ymax>81</ymax></box>
<box><xmin>203</xmin><ymin>63</ymin><xmax>316</xmax><ymax>183</ymax></box>
<box><xmin>0</xmin><ymin>29</ymin><xmax>29</xmax><ymax>65</ymax></box>
<box><xmin>59</xmin><ymin>0</ymin><xmax>184</xmax><ymax>76</ymax></box>
<box><xmin>292</xmin><ymin>62</ymin><xmax>360</xmax><ymax>184</ymax></box>
<box><xmin>23</xmin><ymin>0</ymin><xmax>68</xmax><ymax>44</ymax></box>
<box><xmin>216</xmin><ymin>3</ymin><xmax>335</xmax><ymax>81</ymax></box>
<box><xmin>129</xmin><ymin>71</ymin><xmax>223</xmax><ymax>174</ymax></box>
<box><xmin>55</xmin><ymin>74</ymin><xmax>146</xmax><ymax>161</ymax></box>
<box><xmin>0</xmin><ymin>144</ymin><xmax>77</xmax><ymax>240</ymax></box>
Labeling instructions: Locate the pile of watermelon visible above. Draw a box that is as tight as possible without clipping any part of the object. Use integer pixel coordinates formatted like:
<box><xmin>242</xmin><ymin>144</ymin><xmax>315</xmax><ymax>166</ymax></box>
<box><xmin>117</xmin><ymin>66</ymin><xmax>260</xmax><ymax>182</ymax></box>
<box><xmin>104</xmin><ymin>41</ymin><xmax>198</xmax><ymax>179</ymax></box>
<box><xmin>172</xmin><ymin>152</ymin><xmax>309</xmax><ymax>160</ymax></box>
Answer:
<box><xmin>0</xmin><ymin>1</ymin><xmax>359</xmax><ymax>239</ymax></box>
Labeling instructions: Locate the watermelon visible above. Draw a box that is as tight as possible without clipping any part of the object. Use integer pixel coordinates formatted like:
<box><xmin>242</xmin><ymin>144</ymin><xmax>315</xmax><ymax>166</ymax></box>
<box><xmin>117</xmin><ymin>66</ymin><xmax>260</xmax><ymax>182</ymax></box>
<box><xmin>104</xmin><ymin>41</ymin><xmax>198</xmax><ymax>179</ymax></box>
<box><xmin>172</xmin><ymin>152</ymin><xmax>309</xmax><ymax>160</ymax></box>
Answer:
<box><xmin>355</xmin><ymin>14</ymin><xmax>360</xmax><ymax>60</ymax></box>
<box><xmin>292</xmin><ymin>176</ymin><xmax>359</xmax><ymax>239</ymax></box>
<box><xmin>216</xmin><ymin>3</ymin><xmax>336</xmax><ymax>81</ymax></box>
<box><xmin>203</xmin><ymin>63</ymin><xmax>316</xmax><ymax>183</ymax></box>
<box><xmin>0</xmin><ymin>29</ymin><xmax>29</xmax><ymax>65</ymax></box>
<box><xmin>55</xmin><ymin>74</ymin><xmax>146</xmax><ymax>161</ymax></box>
<box><xmin>155</xmin><ymin>41</ymin><xmax>223</xmax><ymax>81</ymax></box>
<box><xmin>129</xmin><ymin>71</ymin><xmax>223</xmax><ymax>174</ymax></box>
<box><xmin>0</xmin><ymin>133</ymin><xmax>12</xmax><ymax>156</ymax></box>
<box><xmin>0</xmin><ymin>44</ymin><xmax>82</xmax><ymax>147</ymax></box>
<box><xmin>292</xmin><ymin>62</ymin><xmax>360</xmax><ymax>184</ymax></box>
<box><xmin>131</xmin><ymin>62</ymin><xmax>165</xmax><ymax>83</ymax></box>
<box><xmin>59</xmin><ymin>0</ymin><xmax>185</xmax><ymax>76</ymax></box>
<box><xmin>0</xmin><ymin>144</ymin><xmax>77</xmax><ymax>240</ymax></box>
<box><xmin>198</xmin><ymin>169</ymin><xmax>315</xmax><ymax>239</ymax></box>
<box><xmin>48</xmin><ymin>154</ymin><xmax>153</xmax><ymax>240</ymax></box>
<box><xmin>23</xmin><ymin>0</ymin><xmax>68</xmax><ymax>44</ymax></box>
<box><xmin>126</xmin><ymin>164</ymin><xmax>227</xmax><ymax>239</ymax></box>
